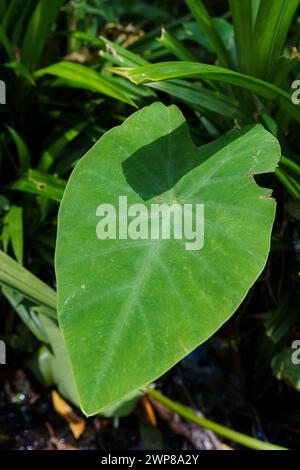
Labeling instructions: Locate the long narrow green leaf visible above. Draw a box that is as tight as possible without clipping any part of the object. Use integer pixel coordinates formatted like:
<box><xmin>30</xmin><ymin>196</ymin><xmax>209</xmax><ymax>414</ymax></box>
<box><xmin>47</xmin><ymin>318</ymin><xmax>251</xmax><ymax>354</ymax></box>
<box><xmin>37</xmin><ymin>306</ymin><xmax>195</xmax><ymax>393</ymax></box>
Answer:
<box><xmin>113</xmin><ymin>61</ymin><xmax>300</xmax><ymax>123</ymax></box>
<box><xmin>102</xmin><ymin>74</ymin><xmax>155</xmax><ymax>100</ymax></box>
<box><xmin>229</xmin><ymin>0</ymin><xmax>253</xmax><ymax>73</ymax></box>
<box><xmin>249</xmin><ymin>0</ymin><xmax>299</xmax><ymax>79</ymax></box>
<box><xmin>185</xmin><ymin>0</ymin><xmax>231</xmax><ymax>66</ymax></box>
<box><xmin>4</xmin><ymin>206</ymin><xmax>23</xmax><ymax>264</ymax></box>
<box><xmin>11</xmin><ymin>0</ymin><xmax>37</xmax><ymax>45</ymax></box>
<box><xmin>130</xmin><ymin>15</ymin><xmax>190</xmax><ymax>54</ymax></box>
<box><xmin>21</xmin><ymin>0</ymin><xmax>65</xmax><ymax>70</ymax></box>
<box><xmin>1</xmin><ymin>0</ymin><xmax>23</xmax><ymax>34</ymax></box>
<box><xmin>38</xmin><ymin>122</ymin><xmax>87</xmax><ymax>172</ymax></box>
<box><xmin>0</xmin><ymin>24</ymin><xmax>13</xmax><ymax>59</ymax></box>
<box><xmin>156</xmin><ymin>27</ymin><xmax>197</xmax><ymax>62</ymax></box>
<box><xmin>71</xmin><ymin>31</ymin><xmax>104</xmax><ymax>48</ymax></box>
<box><xmin>34</xmin><ymin>61</ymin><xmax>137</xmax><ymax>107</ymax></box>
<box><xmin>2</xmin><ymin>287</ymin><xmax>50</xmax><ymax>342</ymax></box>
<box><xmin>103</xmin><ymin>38</ymin><xmax>233</xmax><ymax>113</ymax></box>
<box><xmin>0</xmin><ymin>250</ymin><xmax>57</xmax><ymax>310</ymax></box>
<box><xmin>12</xmin><ymin>169</ymin><xmax>66</xmax><ymax>202</ymax></box>
<box><xmin>100</xmin><ymin>36</ymin><xmax>148</xmax><ymax>67</ymax></box>
<box><xmin>272</xmin><ymin>50</ymin><xmax>297</xmax><ymax>88</ymax></box>
<box><xmin>6</xmin><ymin>125</ymin><xmax>31</xmax><ymax>170</ymax></box>
<box><xmin>181</xmin><ymin>19</ymin><xmax>234</xmax><ymax>58</ymax></box>
<box><xmin>251</xmin><ymin>0</ymin><xmax>261</xmax><ymax>27</ymax></box>
<box><xmin>147</xmin><ymin>79</ymin><xmax>247</xmax><ymax>120</ymax></box>
<box><xmin>5</xmin><ymin>60</ymin><xmax>35</xmax><ymax>86</ymax></box>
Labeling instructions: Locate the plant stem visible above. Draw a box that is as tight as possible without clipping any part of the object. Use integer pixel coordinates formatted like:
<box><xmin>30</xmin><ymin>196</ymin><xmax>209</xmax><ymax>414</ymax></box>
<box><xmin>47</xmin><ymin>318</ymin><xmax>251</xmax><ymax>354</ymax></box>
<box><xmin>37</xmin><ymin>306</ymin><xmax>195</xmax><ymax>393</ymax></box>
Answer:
<box><xmin>0</xmin><ymin>250</ymin><xmax>57</xmax><ymax>311</ymax></box>
<box><xmin>275</xmin><ymin>167</ymin><xmax>300</xmax><ymax>200</ymax></box>
<box><xmin>145</xmin><ymin>387</ymin><xmax>287</xmax><ymax>450</ymax></box>
<box><xmin>280</xmin><ymin>156</ymin><xmax>300</xmax><ymax>179</ymax></box>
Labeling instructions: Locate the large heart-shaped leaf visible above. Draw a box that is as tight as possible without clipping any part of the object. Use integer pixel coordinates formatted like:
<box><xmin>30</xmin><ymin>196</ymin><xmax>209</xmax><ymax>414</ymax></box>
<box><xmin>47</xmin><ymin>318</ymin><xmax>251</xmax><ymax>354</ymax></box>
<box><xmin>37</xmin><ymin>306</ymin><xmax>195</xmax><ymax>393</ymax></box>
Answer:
<box><xmin>55</xmin><ymin>102</ymin><xmax>280</xmax><ymax>415</ymax></box>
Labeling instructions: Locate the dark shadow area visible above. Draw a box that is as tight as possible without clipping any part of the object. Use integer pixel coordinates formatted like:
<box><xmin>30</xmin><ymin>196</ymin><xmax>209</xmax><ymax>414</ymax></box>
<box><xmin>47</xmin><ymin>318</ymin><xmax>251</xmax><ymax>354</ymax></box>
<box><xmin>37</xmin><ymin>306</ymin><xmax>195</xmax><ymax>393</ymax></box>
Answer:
<box><xmin>122</xmin><ymin>123</ymin><xmax>256</xmax><ymax>200</ymax></box>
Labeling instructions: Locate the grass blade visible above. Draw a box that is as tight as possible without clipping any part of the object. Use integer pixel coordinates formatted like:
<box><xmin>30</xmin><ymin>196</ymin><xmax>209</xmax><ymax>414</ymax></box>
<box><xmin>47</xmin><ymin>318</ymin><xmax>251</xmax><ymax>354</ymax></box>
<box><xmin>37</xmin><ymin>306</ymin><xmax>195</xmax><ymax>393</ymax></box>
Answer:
<box><xmin>100</xmin><ymin>36</ymin><xmax>148</xmax><ymax>67</ymax></box>
<box><xmin>1</xmin><ymin>0</ymin><xmax>24</xmax><ymax>34</ymax></box>
<box><xmin>0</xmin><ymin>25</ymin><xmax>13</xmax><ymax>59</ymax></box>
<box><xmin>6</xmin><ymin>125</ymin><xmax>31</xmax><ymax>170</ymax></box>
<box><xmin>229</xmin><ymin>0</ymin><xmax>253</xmax><ymax>73</ymax></box>
<box><xmin>185</xmin><ymin>0</ymin><xmax>231</xmax><ymax>66</ymax></box>
<box><xmin>5</xmin><ymin>60</ymin><xmax>35</xmax><ymax>86</ymax></box>
<box><xmin>4</xmin><ymin>206</ymin><xmax>23</xmax><ymax>264</ymax></box>
<box><xmin>113</xmin><ymin>61</ymin><xmax>300</xmax><ymax>123</ymax></box>
<box><xmin>21</xmin><ymin>0</ymin><xmax>65</xmax><ymax>70</ymax></box>
<box><xmin>147</xmin><ymin>79</ymin><xmax>247</xmax><ymax>120</ymax></box>
<box><xmin>34</xmin><ymin>61</ymin><xmax>137</xmax><ymax>107</ymax></box>
<box><xmin>38</xmin><ymin>122</ymin><xmax>87</xmax><ymax>172</ymax></box>
<box><xmin>2</xmin><ymin>287</ymin><xmax>51</xmax><ymax>342</ymax></box>
<box><xmin>12</xmin><ymin>169</ymin><xmax>66</xmax><ymax>202</ymax></box>
<box><xmin>250</xmin><ymin>0</ymin><xmax>299</xmax><ymax>79</ymax></box>
<box><xmin>156</xmin><ymin>27</ymin><xmax>197</xmax><ymax>61</ymax></box>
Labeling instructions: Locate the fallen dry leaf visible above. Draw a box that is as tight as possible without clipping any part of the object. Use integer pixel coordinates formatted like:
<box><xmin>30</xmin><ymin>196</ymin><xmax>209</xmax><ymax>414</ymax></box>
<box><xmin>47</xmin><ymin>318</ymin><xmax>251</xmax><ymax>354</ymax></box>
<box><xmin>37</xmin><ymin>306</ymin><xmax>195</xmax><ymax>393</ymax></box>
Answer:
<box><xmin>140</xmin><ymin>396</ymin><xmax>157</xmax><ymax>427</ymax></box>
<box><xmin>51</xmin><ymin>390</ymin><xmax>85</xmax><ymax>439</ymax></box>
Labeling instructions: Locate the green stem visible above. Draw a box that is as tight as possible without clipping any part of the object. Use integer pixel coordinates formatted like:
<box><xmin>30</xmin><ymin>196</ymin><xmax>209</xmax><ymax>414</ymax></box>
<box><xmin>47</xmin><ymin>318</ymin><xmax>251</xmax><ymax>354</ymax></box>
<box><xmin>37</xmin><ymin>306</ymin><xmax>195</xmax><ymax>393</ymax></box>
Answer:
<box><xmin>0</xmin><ymin>250</ymin><xmax>57</xmax><ymax>311</ymax></box>
<box><xmin>145</xmin><ymin>387</ymin><xmax>287</xmax><ymax>450</ymax></box>
<box><xmin>275</xmin><ymin>167</ymin><xmax>300</xmax><ymax>200</ymax></box>
<box><xmin>280</xmin><ymin>156</ymin><xmax>300</xmax><ymax>179</ymax></box>
<box><xmin>287</xmin><ymin>173</ymin><xmax>300</xmax><ymax>194</ymax></box>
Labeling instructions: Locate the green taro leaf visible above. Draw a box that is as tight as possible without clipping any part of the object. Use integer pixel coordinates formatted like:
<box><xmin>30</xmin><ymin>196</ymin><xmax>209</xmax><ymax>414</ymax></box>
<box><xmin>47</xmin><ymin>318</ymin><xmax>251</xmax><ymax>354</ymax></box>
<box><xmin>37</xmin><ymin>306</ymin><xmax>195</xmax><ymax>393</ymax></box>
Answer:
<box><xmin>55</xmin><ymin>102</ymin><xmax>280</xmax><ymax>415</ymax></box>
